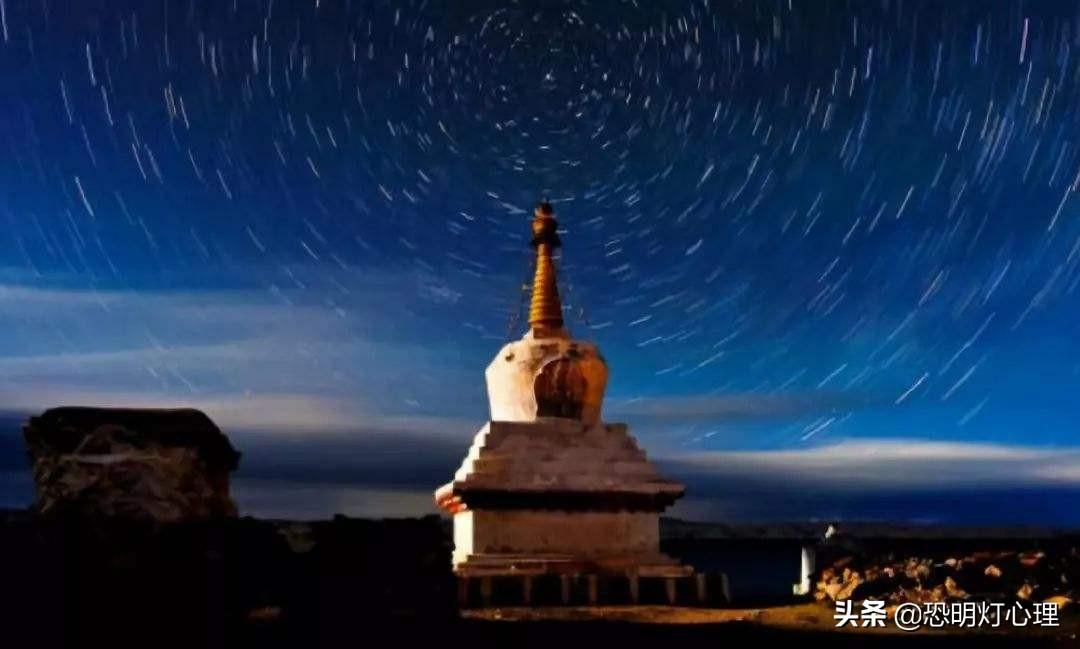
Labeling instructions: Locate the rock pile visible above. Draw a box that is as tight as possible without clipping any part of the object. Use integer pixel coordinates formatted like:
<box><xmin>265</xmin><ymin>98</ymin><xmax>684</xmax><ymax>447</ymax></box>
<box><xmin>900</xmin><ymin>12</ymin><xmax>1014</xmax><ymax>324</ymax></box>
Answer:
<box><xmin>23</xmin><ymin>407</ymin><xmax>240</xmax><ymax>522</ymax></box>
<box><xmin>814</xmin><ymin>547</ymin><xmax>1080</xmax><ymax>606</ymax></box>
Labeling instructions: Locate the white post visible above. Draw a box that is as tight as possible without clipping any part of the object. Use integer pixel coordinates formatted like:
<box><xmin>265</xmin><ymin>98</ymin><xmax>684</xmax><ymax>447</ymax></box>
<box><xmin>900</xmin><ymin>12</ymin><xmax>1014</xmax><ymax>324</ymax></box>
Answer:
<box><xmin>793</xmin><ymin>545</ymin><xmax>816</xmax><ymax>596</ymax></box>
<box><xmin>695</xmin><ymin>573</ymin><xmax>707</xmax><ymax>603</ymax></box>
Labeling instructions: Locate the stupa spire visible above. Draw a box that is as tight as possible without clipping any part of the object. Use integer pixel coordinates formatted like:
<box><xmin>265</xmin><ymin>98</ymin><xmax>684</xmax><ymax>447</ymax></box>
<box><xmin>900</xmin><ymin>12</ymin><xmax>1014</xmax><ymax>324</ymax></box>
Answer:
<box><xmin>528</xmin><ymin>201</ymin><xmax>566</xmax><ymax>338</ymax></box>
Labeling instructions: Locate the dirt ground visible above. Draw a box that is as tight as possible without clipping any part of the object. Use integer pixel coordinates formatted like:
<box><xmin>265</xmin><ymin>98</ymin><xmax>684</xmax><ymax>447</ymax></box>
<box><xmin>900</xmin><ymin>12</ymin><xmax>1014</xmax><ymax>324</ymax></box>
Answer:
<box><xmin>464</xmin><ymin>603</ymin><xmax>1080</xmax><ymax>644</ymax></box>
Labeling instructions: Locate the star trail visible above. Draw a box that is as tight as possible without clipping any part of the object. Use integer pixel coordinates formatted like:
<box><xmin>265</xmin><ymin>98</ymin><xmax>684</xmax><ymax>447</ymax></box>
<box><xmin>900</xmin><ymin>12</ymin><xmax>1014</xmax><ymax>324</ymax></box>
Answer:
<box><xmin>1</xmin><ymin>0</ymin><xmax>1079</xmax><ymax>523</ymax></box>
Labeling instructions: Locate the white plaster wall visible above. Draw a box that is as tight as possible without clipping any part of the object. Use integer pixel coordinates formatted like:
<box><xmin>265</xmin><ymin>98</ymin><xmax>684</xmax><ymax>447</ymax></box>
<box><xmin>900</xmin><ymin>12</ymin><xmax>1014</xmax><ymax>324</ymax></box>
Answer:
<box><xmin>460</xmin><ymin>509</ymin><xmax>660</xmax><ymax>561</ymax></box>
<box><xmin>453</xmin><ymin>510</ymin><xmax>476</xmax><ymax>566</ymax></box>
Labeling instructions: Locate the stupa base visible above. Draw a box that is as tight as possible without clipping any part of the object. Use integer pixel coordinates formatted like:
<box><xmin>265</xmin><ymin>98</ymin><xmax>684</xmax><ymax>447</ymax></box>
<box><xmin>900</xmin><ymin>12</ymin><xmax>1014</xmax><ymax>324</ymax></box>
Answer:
<box><xmin>453</xmin><ymin>563</ymin><xmax>726</xmax><ymax>609</ymax></box>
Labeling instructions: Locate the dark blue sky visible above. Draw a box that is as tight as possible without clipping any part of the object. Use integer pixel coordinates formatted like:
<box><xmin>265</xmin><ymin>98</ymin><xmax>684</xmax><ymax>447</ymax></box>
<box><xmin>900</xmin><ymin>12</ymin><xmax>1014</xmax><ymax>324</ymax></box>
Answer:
<box><xmin>1</xmin><ymin>0</ymin><xmax>1079</xmax><ymax>524</ymax></box>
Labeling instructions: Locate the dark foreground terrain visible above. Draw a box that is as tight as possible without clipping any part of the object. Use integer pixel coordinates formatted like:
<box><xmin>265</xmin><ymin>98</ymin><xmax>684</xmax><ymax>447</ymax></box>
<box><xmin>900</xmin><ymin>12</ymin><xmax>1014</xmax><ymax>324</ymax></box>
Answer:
<box><xmin>3</xmin><ymin>509</ymin><xmax>1077</xmax><ymax>648</ymax></box>
<box><xmin>2</xmin><ymin>510</ymin><xmax>454</xmax><ymax>648</ymax></box>
<box><xmin>459</xmin><ymin>617</ymin><xmax>1078</xmax><ymax>649</ymax></box>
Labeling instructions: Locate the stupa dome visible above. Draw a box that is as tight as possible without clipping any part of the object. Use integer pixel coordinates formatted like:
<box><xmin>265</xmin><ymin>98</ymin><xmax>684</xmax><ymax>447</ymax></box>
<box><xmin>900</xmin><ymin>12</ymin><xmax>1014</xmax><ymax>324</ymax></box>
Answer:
<box><xmin>486</xmin><ymin>333</ymin><xmax>608</xmax><ymax>426</ymax></box>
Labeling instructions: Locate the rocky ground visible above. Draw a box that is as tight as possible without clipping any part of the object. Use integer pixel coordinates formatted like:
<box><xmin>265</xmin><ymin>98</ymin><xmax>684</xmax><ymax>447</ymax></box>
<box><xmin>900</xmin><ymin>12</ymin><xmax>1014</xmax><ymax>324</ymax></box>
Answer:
<box><xmin>813</xmin><ymin>543</ymin><xmax>1080</xmax><ymax>606</ymax></box>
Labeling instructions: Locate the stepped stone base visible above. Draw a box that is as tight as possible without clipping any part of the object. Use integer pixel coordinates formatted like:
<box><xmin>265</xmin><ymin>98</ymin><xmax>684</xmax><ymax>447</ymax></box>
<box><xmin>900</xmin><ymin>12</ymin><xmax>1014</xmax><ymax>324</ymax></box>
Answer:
<box><xmin>437</xmin><ymin>418</ymin><xmax>691</xmax><ymax>578</ymax></box>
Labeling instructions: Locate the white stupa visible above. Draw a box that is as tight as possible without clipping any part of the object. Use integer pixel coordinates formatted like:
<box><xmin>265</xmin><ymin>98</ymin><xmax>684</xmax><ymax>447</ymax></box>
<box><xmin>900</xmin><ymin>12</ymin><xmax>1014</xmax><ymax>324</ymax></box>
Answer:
<box><xmin>435</xmin><ymin>202</ymin><xmax>690</xmax><ymax>578</ymax></box>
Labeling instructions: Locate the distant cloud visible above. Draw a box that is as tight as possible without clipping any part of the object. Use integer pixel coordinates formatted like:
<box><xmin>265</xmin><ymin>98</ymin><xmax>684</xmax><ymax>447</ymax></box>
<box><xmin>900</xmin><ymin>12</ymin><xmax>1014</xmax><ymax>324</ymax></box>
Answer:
<box><xmin>607</xmin><ymin>391</ymin><xmax>878</xmax><ymax>423</ymax></box>
<box><xmin>0</xmin><ymin>278</ymin><xmax>489</xmax><ymax>420</ymax></box>
<box><xmin>6</xmin><ymin>423</ymin><xmax>1080</xmax><ymax>523</ymax></box>
<box><xmin>0</xmin><ymin>386</ymin><xmax>478</xmax><ymax>436</ymax></box>
<box><xmin>660</xmin><ymin>438</ymin><xmax>1080</xmax><ymax>489</ymax></box>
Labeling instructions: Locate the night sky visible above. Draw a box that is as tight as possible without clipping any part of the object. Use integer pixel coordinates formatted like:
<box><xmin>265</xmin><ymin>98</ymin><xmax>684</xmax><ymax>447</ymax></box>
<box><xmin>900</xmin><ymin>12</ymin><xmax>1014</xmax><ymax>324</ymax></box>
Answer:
<box><xmin>1</xmin><ymin>0</ymin><xmax>1079</xmax><ymax>525</ymax></box>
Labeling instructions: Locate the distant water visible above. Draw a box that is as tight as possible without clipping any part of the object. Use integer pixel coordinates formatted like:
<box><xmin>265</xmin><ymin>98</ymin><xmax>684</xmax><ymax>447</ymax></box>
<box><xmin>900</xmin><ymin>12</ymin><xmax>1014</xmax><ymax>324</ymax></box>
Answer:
<box><xmin>0</xmin><ymin>471</ymin><xmax>31</xmax><ymax>508</ymax></box>
<box><xmin>669</xmin><ymin>487</ymin><xmax>1080</xmax><ymax>528</ymax></box>
<box><xmin>664</xmin><ymin>540</ymin><xmax>805</xmax><ymax>603</ymax></box>
<box><xmin>231</xmin><ymin>478</ymin><xmax>439</xmax><ymax>520</ymax></box>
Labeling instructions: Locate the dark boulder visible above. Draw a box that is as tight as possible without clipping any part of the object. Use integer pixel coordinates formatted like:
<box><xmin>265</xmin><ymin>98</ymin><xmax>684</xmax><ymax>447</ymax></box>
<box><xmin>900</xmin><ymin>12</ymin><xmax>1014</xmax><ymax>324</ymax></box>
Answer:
<box><xmin>23</xmin><ymin>407</ymin><xmax>240</xmax><ymax>522</ymax></box>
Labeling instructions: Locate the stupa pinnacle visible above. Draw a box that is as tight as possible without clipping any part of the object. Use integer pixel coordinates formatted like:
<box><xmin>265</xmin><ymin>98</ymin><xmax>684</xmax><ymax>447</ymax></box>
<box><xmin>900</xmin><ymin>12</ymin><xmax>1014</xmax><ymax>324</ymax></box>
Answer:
<box><xmin>527</xmin><ymin>201</ymin><xmax>566</xmax><ymax>338</ymax></box>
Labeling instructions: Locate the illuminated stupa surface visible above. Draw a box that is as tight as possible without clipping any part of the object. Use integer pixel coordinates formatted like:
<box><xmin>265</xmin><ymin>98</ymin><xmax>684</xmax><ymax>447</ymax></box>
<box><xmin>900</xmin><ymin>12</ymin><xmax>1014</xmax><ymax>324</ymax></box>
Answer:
<box><xmin>435</xmin><ymin>202</ymin><xmax>689</xmax><ymax>576</ymax></box>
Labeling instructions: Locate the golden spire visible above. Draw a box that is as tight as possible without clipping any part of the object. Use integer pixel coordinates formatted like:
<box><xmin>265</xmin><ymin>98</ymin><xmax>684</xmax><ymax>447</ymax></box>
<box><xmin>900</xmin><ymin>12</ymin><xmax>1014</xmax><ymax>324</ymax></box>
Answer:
<box><xmin>528</xmin><ymin>201</ymin><xmax>566</xmax><ymax>337</ymax></box>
